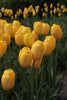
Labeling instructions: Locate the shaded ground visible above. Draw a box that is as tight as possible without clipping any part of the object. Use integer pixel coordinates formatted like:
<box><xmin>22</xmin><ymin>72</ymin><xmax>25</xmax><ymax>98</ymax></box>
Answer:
<box><xmin>58</xmin><ymin>75</ymin><xmax>67</xmax><ymax>100</ymax></box>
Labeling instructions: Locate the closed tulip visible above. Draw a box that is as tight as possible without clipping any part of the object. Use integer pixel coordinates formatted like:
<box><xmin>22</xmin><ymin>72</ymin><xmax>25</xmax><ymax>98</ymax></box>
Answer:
<box><xmin>4</xmin><ymin>23</ymin><xmax>13</xmax><ymax>37</ymax></box>
<box><xmin>34</xmin><ymin>57</ymin><xmax>43</xmax><ymax>69</ymax></box>
<box><xmin>15</xmin><ymin>33</ymin><xmax>24</xmax><ymax>46</ymax></box>
<box><xmin>24</xmin><ymin>33</ymin><xmax>35</xmax><ymax>47</ymax></box>
<box><xmin>3</xmin><ymin>33</ymin><xmax>11</xmax><ymax>45</ymax></box>
<box><xmin>32</xmin><ymin>30</ymin><xmax>38</xmax><ymax>41</ymax></box>
<box><xmin>34</xmin><ymin>22</ymin><xmax>42</xmax><ymax>35</ymax></box>
<box><xmin>18</xmin><ymin>47</ymin><xmax>32</xmax><ymax>67</ymax></box>
<box><xmin>42</xmin><ymin>23</ymin><xmax>50</xmax><ymax>35</ymax></box>
<box><xmin>31</xmin><ymin>40</ymin><xmax>44</xmax><ymax>60</ymax></box>
<box><xmin>45</xmin><ymin>35</ymin><xmax>56</xmax><ymax>51</ymax></box>
<box><xmin>0</xmin><ymin>40</ymin><xmax>7</xmax><ymax>55</ymax></box>
<box><xmin>51</xmin><ymin>24</ymin><xmax>62</xmax><ymax>39</ymax></box>
<box><xmin>43</xmin><ymin>40</ymin><xmax>52</xmax><ymax>56</ymax></box>
<box><xmin>1</xmin><ymin>69</ymin><xmax>15</xmax><ymax>90</ymax></box>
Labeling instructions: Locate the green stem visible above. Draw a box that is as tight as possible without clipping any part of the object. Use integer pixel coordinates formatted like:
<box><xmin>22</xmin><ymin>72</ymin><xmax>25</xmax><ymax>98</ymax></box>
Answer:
<box><xmin>31</xmin><ymin>61</ymin><xmax>34</xmax><ymax>100</ymax></box>
<box><xmin>54</xmin><ymin>41</ymin><xmax>58</xmax><ymax>82</ymax></box>
<box><xmin>35</xmin><ymin>69</ymin><xmax>38</xmax><ymax>100</ymax></box>
<box><xmin>41</xmin><ymin>57</ymin><xmax>44</xmax><ymax>86</ymax></box>
<box><xmin>5</xmin><ymin>91</ymin><xmax>8</xmax><ymax>100</ymax></box>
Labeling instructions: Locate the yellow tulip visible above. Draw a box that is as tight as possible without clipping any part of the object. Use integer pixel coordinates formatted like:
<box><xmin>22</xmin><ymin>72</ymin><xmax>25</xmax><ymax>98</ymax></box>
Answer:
<box><xmin>4</xmin><ymin>23</ymin><xmax>13</xmax><ymax>37</ymax></box>
<box><xmin>51</xmin><ymin>24</ymin><xmax>62</xmax><ymax>40</ymax></box>
<box><xmin>3</xmin><ymin>33</ymin><xmax>11</xmax><ymax>45</ymax></box>
<box><xmin>42</xmin><ymin>23</ymin><xmax>50</xmax><ymax>35</ymax></box>
<box><xmin>13</xmin><ymin>20</ymin><xmax>20</xmax><ymax>28</ymax></box>
<box><xmin>18</xmin><ymin>47</ymin><xmax>32</xmax><ymax>67</ymax></box>
<box><xmin>0</xmin><ymin>12</ymin><xmax>2</xmax><ymax>18</ymax></box>
<box><xmin>1</xmin><ymin>69</ymin><xmax>15</xmax><ymax>90</ymax></box>
<box><xmin>50</xmin><ymin>3</ymin><xmax>53</xmax><ymax>9</ymax></box>
<box><xmin>43</xmin><ymin>40</ymin><xmax>52</xmax><ymax>56</ymax></box>
<box><xmin>0</xmin><ymin>40</ymin><xmax>7</xmax><ymax>55</ymax></box>
<box><xmin>31</xmin><ymin>40</ymin><xmax>44</xmax><ymax>60</ymax></box>
<box><xmin>42</xmin><ymin>12</ymin><xmax>45</xmax><ymax>17</ymax></box>
<box><xmin>34</xmin><ymin>57</ymin><xmax>43</xmax><ymax>69</ymax></box>
<box><xmin>34</xmin><ymin>22</ymin><xmax>42</xmax><ymax>35</ymax></box>
<box><xmin>1</xmin><ymin>7</ymin><xmax>5</xmax><ymax>13</ymax></box>
<box><xmin>32</xmin><ymin>30</ymin><xmax>38</xmax><ymax>41</ymax></box>
<box><xmin>15</xmin><ymin>33</ymin><xmax>24</xmax><ymax>46</ymax></box>
<box><xmin>58</xmin><ymin>13</ymin><xmax>62</xmax><ymax>17</ymax></box>
<box><xmin>0</xmin><ymin>42</ymin><xmax>3</xmax><ymax>58</ymax></box>
<box><xmin>45</xmin><ymin>35</ymin><xmax>56</xmax><ymax>51</ymax></box>
<box><xmin>24</xmin><ymin>33</ymin><xmax>35</xmax><ymax>47</ymax></box>
<box><xmin>0</xmin><ymin>29</ymin><xmax>4</xmax><ymax>40</ymax></box>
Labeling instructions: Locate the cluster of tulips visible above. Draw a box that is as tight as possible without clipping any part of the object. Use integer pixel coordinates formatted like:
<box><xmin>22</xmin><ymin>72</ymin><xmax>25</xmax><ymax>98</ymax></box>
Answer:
<box><xmin>0</xmin><ymin>2</ymin><xmax>67</xmax><ymax>19</ymax></box>
<box><xmin>0</xmin><ymin>19</ymin><xmax>62</xmax><ymax>91</ymax></box>
<box><xmin>1</xmin><ymin>7</ymin><xmax>13</xmax><ymax>18</ymax></box>
<box><xmin>42</xmin><ymin>3</ymin><xmax>67</xmax><ymax>17</ymax></box>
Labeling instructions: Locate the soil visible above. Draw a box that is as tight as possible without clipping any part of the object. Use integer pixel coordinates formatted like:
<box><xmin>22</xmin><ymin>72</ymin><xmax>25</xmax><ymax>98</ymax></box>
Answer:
<box><xmin>58</xmin><ymin>75</ymin><xmax>67</xmax><ymax>100</ymax></box>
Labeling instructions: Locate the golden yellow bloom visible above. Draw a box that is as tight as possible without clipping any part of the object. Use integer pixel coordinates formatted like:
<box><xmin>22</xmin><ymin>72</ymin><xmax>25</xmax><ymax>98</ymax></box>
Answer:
<box><xmin>51</xmin><ymin>24</ymin><xmax>62</xmax><ymax>40</ymax></box>
<box><xmin>1</xmin><ymin>7</ymin><xmax>5</xmax><ymax>13</ymax></box>
<box><xmin>45</xmin><ymin>35</ymin><xmax>56</xmax><ymax>51</ymax></box>
<box><xmin>0</xmin><ymin>40</ymin><xmax>7</xmax><ymax>55</ymax></box>
<box><xmin>0</xmin><ymin>29</ymin><xmax>3</xmax><ymax>40</ymax></box>
<box><xmin>59</xmin><ymin>9</ymin><xmax>61</xmax><ymax>13</ymax></box>
<box><xmin>57</xmin><ymin>7</ymin><xmax>60</xmax><ymax>12</ymax></box>
<box><xmin>24</xmin><ymin>33</ymin><xmax>35</xmax><ymax>47</ymax></box>
<box><xmin>35</xmin><ymin>5</ymin><xmax>40</xmax><ymax>10</ymax></box>
<box><xmin>44</xmin><ymin>7</ymin><xmax>48</xmax><ymax>12</ymax></box>
<box><xmin>43</xmin><ymin>40</ymin><xmax>52</xmax><ymax>56</ymax></box>
<box><xmin>53</xmin><ymin>8</ymin><xmax>57</xmax><ymax>14</ymax></box>
<box><xmin>15</xmin><ymin>33</ymin><xmax>24</xmax><ymax>46</ymax></box>
<box><xmin>34</xmin><ymin>21</ymin><xmax>42</xmax><ymax>35</ymax></box>
<box><xmin>0</xmin><ymin>42</ymin><xmax>3</xmax><ymax>58</ymax></box>
<box><xmin>18</xmin><ymin>26</ymin><xmax>31</xmax><ymax>35</ymax></box>
<box><xmin>62</xmin><ymin>8</ymin><xmax>66</xmax><ymax>13</ymax></box>
<box><xmin>28</xmin><ymin>5</ymin><xmax>33</xmax><ymax>12</ymax></box>
<box><xmin>61</xmin><ymin>5</ymin><xmax>64</xmax><ymax>9</ymax></box>
<box><xmin>57</xmin><ymin>3</ymin><xmax>60</xmax><ymax>7</ymax></box>
<box><xmin>50</xmin><ymin>10</ymin><xmax>53</xmax><ymax>14</ymax></box>
<box><xmin>11</xmin><ymin>16</ymin><xmax>13</xmax><ymax>19</ymax></box>
<box><xmin>35</xmin><ymin>9</ymin><xmax>39</xmax><ymax>13</ymax></box>
<box><xmin>32</xmin><ymin>30</ymin><xmax>38</xmax><ymax>41</ymax></box>
<box><xmin>0</xmin><ymin>20</ymin><xmax>7</xmax><ymax>32</ymax></box>
<box><xmin>58</xmin><ymin>12</ymin><xmax>62</xmax><ymax>17</ymax></box>
<box><xmin>18</xmin><ymin>47</ymin><xmax>32</xmax><ymax>67</ymax></box>
<box><xmin>34</xmin><ymin>57</ymin><xmax>43</xmax><ymax>69</ymax></box>
<box><xmin>23</xmin><ymin>7</ymin><xmax>28</xmax><ymax>16</ymax></box>
<box><xmin>50</xmin><ymin>3</ymin><xmax>53</xmax><ymax>9</ymax></box>
<box><xmin>42</xmin><ymin>12</ymin><xmax>45</xmax><ymax>17</ymax></box>
<box><xmin>1</xmin><ymin>69</ymin><xmax>15</xmax><ymax>90</ymax></box>
<box><xmin>42</xmin><ymin>23</ymin><xmax>50</xmax><ymax>35</ymax></box>
<box><xmin>18</xmin><ymin>9</ymin><xmax>22</xmax><ymax>14</ymax></box>
<box><xmin>0</xmin><ymin>12</ymin><xmax>2</xmax><ymax>18</ymax></box>
<box><xmin>44</xmin><ymin>3</ymin><xmax>47</xmax><ymax>7</ymax></box>
<box><xmin>3</xmin><ymin>33</ymin><xmax>11</xmax><ymax>45</ymax></box>
<box><xmin>4</xmin><ymin>23</ymin><xmax>13</xmax><ymax>37</ymax></box>
<box><xmin>32</xmin><ymin>10</ymin><xmax>36</xmax><ymax>16</ymax></box>
<box><xmin>31</xmin><ymin>40</ymin><xmax>44</xmax><ymax>60</ymax></box>
<box><xmin>14</xmin><ymin>14</ymin><xmax>17</xmax><ymax>18</ymax></box>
